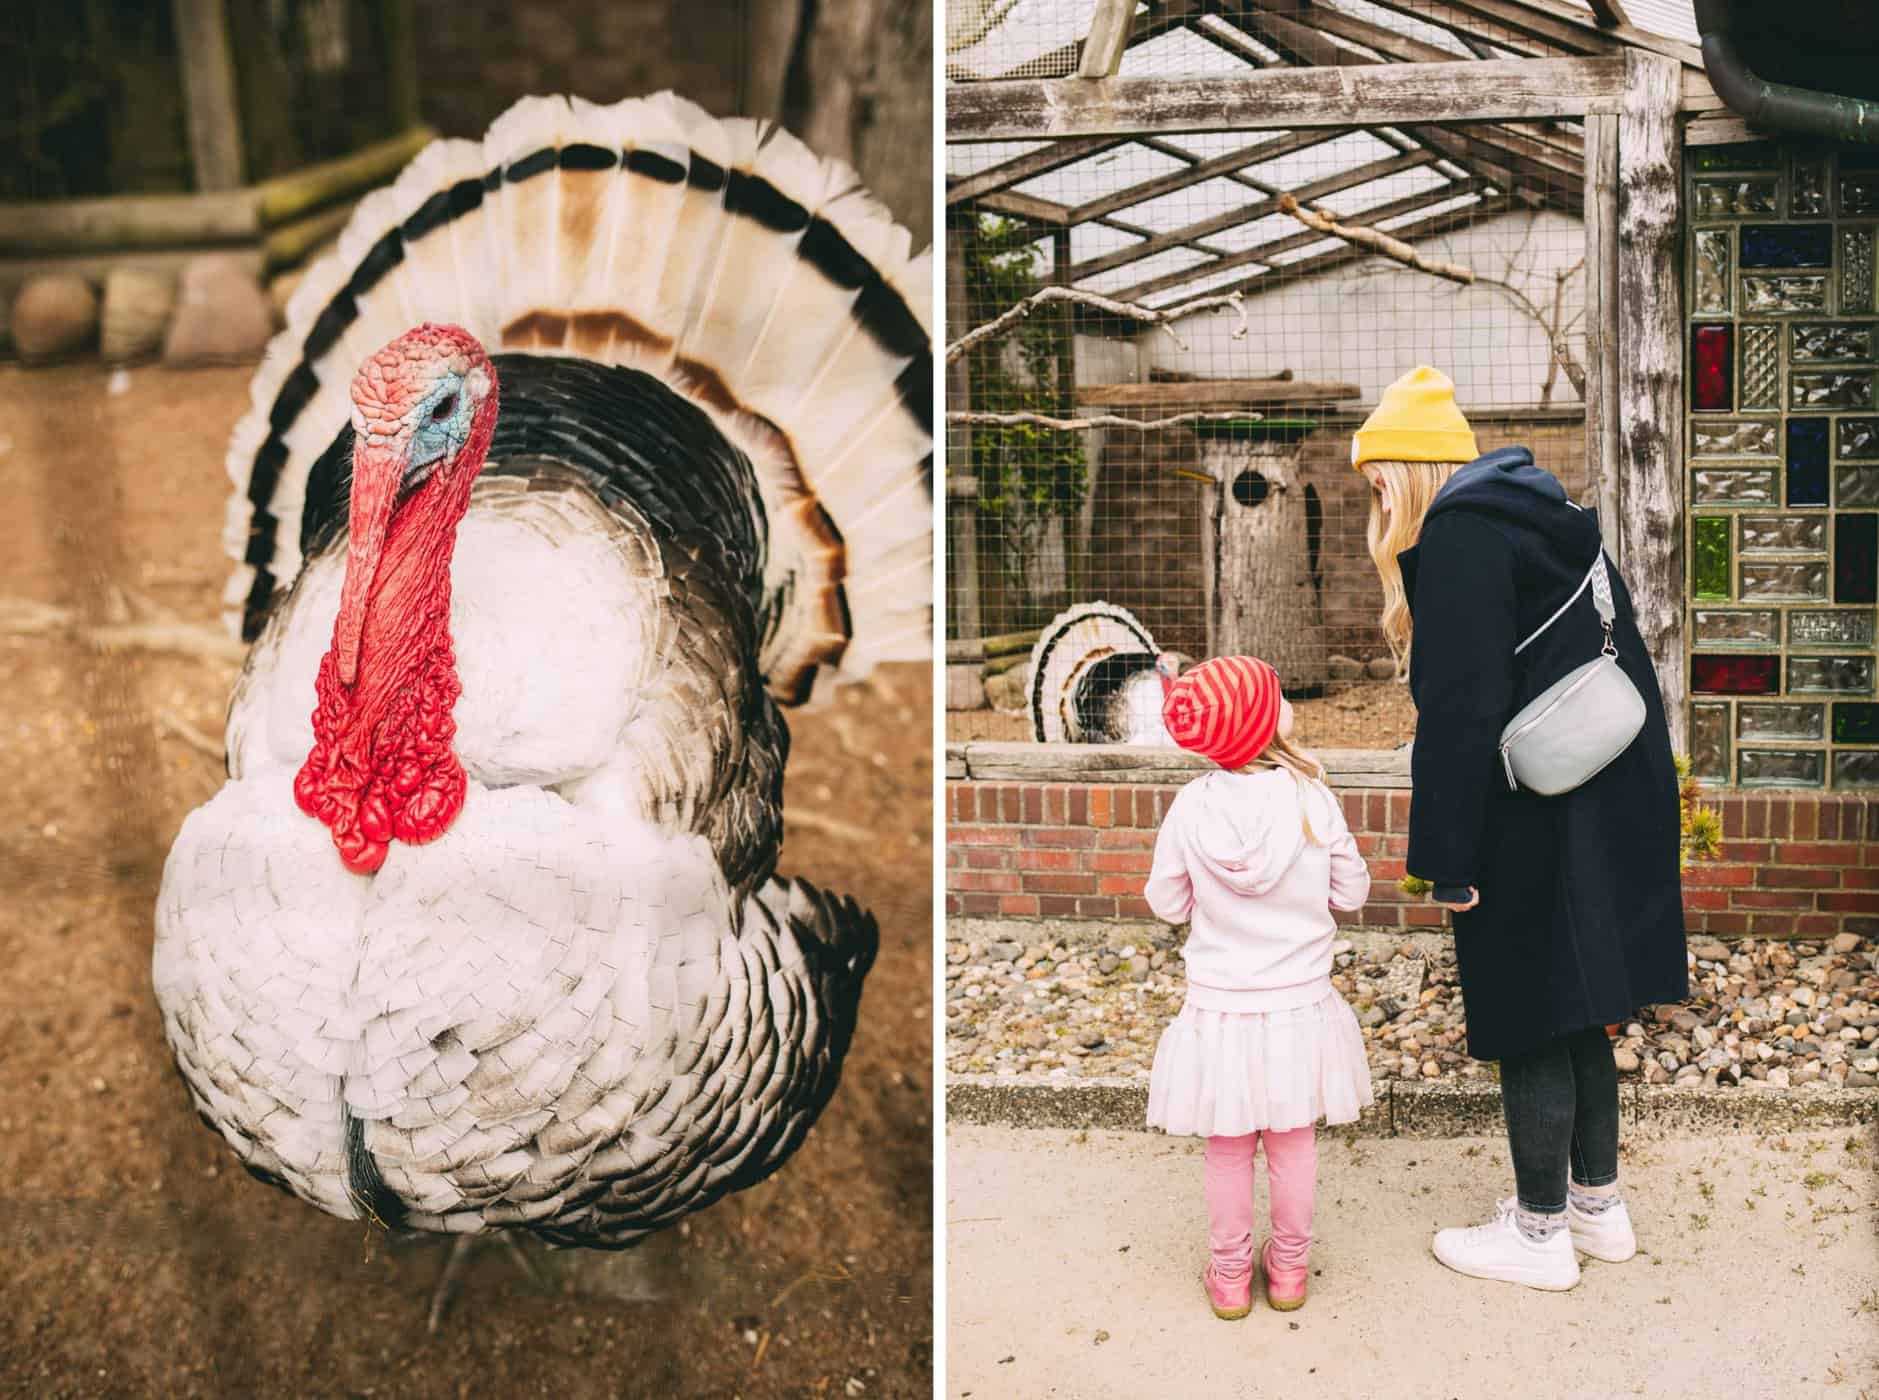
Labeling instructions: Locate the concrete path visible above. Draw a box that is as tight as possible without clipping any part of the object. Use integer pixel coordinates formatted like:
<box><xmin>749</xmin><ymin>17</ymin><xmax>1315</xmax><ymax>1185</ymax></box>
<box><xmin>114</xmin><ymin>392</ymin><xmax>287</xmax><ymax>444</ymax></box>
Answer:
<box><xmin>947</xmin><ymin>1125</ymin><xmax>1879</xmax><ymax>1399</ymax></box>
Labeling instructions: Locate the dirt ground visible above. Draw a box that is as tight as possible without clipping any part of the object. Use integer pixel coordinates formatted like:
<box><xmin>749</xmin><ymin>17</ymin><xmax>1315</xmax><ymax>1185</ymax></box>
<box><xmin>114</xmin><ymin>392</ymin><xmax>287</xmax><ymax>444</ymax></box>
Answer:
<box><xmin>946</xmin><ymin>678</ymin><xmax>1417</xmax><ymax>749</ymax></box>
<box><xmin>0</xmin><ymin>365</ymin><xmax>933</xmax><ymax>1398</ymax></box>
<box><xmin>949</xmin><ymin>1125</ymin><xmax>1879</xmax><ymax>1399</ymax></box>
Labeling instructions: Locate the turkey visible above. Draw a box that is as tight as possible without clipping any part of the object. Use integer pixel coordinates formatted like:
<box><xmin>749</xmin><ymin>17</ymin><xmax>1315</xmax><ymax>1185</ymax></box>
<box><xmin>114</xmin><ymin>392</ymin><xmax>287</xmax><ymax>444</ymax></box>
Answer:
<box><xmin>1027</xmin><ymin>602</ymin><xmax>1177</xmax><ymax>745</ymax></box>
<box><xmin>152</xmin><ymin>92</ymin><xmax>930</xmax><ymax>1314</ymax></box>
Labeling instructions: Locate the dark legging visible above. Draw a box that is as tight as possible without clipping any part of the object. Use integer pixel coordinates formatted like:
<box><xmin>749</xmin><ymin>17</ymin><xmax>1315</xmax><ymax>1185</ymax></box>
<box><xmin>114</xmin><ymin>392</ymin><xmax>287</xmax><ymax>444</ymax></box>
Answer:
<box><xmin>1497</xmin><ymin>1025</ymin><xmax>1620</xmax><ymax>1214</ymax></box>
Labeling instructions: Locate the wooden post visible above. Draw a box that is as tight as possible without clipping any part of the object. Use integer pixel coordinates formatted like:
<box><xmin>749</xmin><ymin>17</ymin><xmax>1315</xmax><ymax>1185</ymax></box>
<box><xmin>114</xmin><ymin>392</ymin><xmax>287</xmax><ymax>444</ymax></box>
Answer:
<box><xmin>1615</xmin><ymin>51</ymin><xmax>1685</xmax><ymax>751</ymax></box>
<box><xmin>948</xmin><ymin>214</ymin><xmax>982</xmax><ymax>642</ymax></box>
<box><xmin>1078</xmin><ymin>0</ymin><xmax>1136</xmax><ymax>78</ymax></box>
<box><xmin>1203</xmin><ymin>436</ymin><xmax>1329</xmax><ymax>692</ymax></box>
<box><xmin>1583</xmin><ymin>111</ymin><xmax>1621</xmax><ymax>557</ymax></box>
<box><xmin>170</xmin><ymin>0</ymin><xmax>245</xmax><ymax>191</ymax></box>
<box><xmin>381</xmin><ymin>0</ymin><xmax>422</xmax><ymax>133</ymax></box>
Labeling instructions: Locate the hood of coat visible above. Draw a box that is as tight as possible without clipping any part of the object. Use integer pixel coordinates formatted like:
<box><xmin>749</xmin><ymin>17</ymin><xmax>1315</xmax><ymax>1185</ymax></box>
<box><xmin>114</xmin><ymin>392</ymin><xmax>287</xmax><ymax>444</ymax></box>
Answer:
<box><xmin>1182</xmin><ymin>769</ymin><xmax>1310</xmax><ymax>897</ymax></box>
<box><xmin>1396</xmin><ymin>445</ymin><xmax>1602</xmax><ymax>604</ymax></box>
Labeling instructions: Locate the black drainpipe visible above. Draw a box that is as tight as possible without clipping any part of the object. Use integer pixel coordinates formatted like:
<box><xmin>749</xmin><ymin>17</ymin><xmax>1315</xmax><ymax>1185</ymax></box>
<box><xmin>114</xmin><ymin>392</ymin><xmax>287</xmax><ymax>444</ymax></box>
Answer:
<box><xmin>1694</xmin><ymin>0</ymin><xmax>1879</xmax><ymax>143</ymax></box>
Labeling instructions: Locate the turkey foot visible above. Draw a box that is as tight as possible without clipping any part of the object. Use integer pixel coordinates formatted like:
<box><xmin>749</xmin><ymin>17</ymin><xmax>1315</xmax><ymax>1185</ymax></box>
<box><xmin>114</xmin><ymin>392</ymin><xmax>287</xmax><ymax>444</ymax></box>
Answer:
<box><xmin>426</xmin><ymin>1232</ymin><xmax>545</xmax><ymax>1334</ymax></box>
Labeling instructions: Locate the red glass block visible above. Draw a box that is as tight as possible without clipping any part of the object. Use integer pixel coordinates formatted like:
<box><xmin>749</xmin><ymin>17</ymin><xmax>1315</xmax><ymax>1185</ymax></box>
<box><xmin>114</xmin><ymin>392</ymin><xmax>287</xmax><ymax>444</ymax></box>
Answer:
<box><xmin>1692</xmin><ymin>653</ymin><xmax>1779</xmax><ymax>694</ymax></box>
<box><xmin>1691</xmin><ymin>324</ymin><xmax>1733</xmax><ymax>412</ymax></box>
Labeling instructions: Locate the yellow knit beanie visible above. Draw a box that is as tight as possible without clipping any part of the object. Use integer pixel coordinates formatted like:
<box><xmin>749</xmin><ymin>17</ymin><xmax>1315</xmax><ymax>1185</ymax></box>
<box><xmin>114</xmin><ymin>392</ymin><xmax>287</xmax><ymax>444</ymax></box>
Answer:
<box><xmin>1351</xmin><ymin>366</ymin><xmax>1478</xmax><ymax>470</ymax></box>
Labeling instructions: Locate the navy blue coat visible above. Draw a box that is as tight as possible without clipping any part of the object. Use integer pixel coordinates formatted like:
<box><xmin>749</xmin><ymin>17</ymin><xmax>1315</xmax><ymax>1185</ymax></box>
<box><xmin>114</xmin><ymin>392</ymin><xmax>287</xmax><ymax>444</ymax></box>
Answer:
<box><xmin>1398</xmin><ymin>447</ymin><xmax>1689</xmax><ymax>1062</ymax></box>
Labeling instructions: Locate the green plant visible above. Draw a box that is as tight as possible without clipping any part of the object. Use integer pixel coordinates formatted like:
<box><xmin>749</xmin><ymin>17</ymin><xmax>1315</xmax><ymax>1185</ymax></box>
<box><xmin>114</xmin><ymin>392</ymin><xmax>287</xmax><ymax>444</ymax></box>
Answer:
<box><xmin>1676</xmin><ymin>754</ymin><xmax>1723</xmax><ymax>871</ymax></box>
<box><xmin>962</xmin><ymin>216</ymin><xmax>1089</xmax><ymax>605</ymax></box>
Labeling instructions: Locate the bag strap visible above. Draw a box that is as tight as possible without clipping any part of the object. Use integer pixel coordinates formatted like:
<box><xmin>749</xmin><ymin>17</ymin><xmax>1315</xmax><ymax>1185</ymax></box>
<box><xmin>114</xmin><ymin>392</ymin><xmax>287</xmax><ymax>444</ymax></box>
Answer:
<box><xmin>1515</xmin><ymin>552</ymin><xmax>1615</xmax><ymax>656</ymax></box>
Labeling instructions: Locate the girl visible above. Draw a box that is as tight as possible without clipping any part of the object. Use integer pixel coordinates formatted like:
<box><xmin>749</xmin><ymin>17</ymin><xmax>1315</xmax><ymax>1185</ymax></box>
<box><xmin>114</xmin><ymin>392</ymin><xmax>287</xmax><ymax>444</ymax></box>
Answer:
<box><xmin>1144</xmin><ymin>655</ymin><xmax>1374</xmax><ymax>1319</ymax></box>
<box><xmin>1355</xmin><ymin>366</ymin><xmax>1687</xmax><ymax>1291</ymax></box>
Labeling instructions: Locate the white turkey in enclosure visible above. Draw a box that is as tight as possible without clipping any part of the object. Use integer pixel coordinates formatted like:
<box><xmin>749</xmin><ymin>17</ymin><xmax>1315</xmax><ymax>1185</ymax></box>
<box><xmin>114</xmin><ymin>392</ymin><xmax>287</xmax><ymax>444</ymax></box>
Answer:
<box><xmin>1027</xmin><ymin>601</ymin><xmax>1177</xmax><ymax>746</ymax></box>
<box><xmin>151</xmin><ymin>92</ymin><xmax>930</xmax><ymax>1325</ymax></box>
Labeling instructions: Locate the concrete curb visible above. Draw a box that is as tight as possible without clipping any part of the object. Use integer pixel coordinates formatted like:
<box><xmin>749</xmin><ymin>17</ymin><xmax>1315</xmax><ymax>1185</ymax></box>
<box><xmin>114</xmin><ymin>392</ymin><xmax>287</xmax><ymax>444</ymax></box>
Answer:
<box><xmin>946</xmin><ymin>1074</ymin><xmax>1879</xmax><ymax>1136</ymax></box>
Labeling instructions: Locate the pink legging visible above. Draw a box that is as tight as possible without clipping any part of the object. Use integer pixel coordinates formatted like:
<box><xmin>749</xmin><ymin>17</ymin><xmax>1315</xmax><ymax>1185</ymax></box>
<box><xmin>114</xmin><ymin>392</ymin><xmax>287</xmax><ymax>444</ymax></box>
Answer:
<box><xmin>1204</xmin><ymin>1127</ymin><xmax>1316</xmax><ymax>1281</ymax></box>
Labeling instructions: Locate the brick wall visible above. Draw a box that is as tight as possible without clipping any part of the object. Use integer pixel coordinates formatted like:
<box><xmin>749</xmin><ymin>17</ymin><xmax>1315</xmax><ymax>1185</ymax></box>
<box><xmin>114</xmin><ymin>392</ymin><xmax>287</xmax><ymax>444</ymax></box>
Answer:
<box><xmin>945</xmin><ymin>779</ymin><xmax>1879</xmax><ymax>940</ymax></box>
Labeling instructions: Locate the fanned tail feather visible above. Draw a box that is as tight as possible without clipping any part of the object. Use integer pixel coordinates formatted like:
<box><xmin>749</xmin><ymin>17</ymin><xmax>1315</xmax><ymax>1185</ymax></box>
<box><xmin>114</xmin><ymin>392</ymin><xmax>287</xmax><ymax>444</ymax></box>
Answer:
<box><xmin>1029</xmin><ymin>602</ymin><xmax>1162</xmax><ymax>743</ymax></box>
<box><xmin>223</xmin><ymin>92</ymin><xmax>931</xmax><ymax>704</ymax></box>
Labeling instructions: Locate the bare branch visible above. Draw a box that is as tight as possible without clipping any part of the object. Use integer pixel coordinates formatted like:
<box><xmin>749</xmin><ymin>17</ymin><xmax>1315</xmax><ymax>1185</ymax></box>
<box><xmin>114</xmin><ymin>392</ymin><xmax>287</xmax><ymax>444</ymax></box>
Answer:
<box><xmin>1276</xmin><ymin>192</ymin><xmax>1476</xmax><ymax>285</ymax></box>
<box><xmin>946</xmin><ymin>286</ymin><xmax>1248</xmax><ymax>362</ymax></box>
<box><xmin>948</xmin><ymin>409</ymin><xmax>1266</xmax><ymax>432</ymax></box>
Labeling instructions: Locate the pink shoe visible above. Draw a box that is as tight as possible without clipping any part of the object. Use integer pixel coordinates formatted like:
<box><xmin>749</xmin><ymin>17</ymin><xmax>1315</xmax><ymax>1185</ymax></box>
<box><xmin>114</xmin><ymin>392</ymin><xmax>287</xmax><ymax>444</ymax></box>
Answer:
<box><xmin>1204</xmin><ymin>1262</ymin><xmax>1252</xmax><ymax>1320</ymax></box>
<box><xmin>1261</xmin><ymin>1239</ymin><xmax>1307</xmax><ymax>1312</ymax></box>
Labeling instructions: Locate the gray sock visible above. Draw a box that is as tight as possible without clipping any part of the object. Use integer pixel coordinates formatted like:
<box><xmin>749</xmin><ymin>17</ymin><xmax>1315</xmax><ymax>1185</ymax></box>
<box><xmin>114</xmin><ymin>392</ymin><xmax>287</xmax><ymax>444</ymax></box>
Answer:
<box><xmin>1515</xmin><ymin>1205</ymin><xmax>1566</xmax><ymax>1243</ymax></box>
<box><xmin>1569</xmin><ymin>1184</ymin><xmax>1621</xmax><ymax>1216</ymax></box>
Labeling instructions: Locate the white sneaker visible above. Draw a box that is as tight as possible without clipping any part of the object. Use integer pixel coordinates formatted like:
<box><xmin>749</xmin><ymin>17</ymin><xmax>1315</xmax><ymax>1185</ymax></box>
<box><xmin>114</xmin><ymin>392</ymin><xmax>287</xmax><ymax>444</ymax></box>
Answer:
<box><xmin>1432</xmin><ymin>1198</ymin><xmax>1581</xmax><ymax>1291</ymax></box>
<box><xmin>1567</xmin><ymin>1195</ymin><xmax>1637</xmax><ymax>1262</ymax></box>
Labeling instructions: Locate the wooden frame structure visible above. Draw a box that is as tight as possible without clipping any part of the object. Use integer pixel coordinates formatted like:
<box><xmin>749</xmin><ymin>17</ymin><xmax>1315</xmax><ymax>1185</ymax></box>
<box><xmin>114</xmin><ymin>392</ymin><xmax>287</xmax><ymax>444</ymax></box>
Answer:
<box><xmin>947</xmin><ymin>2</ymin><xmax>1700</xmax><ymax>747</ymax></box>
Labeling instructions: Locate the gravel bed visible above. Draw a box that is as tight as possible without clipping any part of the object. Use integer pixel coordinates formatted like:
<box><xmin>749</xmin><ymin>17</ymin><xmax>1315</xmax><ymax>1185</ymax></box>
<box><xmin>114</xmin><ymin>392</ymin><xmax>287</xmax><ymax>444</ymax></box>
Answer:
<box><xmin>944</xmin><ymin>930</ymin><xmax>1879</xmax><ymax>1092</ymax></box>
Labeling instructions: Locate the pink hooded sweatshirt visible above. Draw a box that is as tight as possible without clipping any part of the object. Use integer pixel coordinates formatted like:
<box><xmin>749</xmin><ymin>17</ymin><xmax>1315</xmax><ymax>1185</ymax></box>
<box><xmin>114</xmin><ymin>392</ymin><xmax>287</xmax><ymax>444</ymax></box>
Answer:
<box><xmin>1144</xmin><ymin>769</ymin><xmax>1372</xmax><ymax>1013</ymax></box>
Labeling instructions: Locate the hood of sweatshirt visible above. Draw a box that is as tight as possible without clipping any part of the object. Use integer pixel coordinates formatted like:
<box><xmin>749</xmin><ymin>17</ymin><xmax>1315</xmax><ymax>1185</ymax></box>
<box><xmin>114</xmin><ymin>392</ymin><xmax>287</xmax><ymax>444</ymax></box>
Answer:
<box><xmin>1397</xmin><ymin>445</ymin><xmax>1602</xmax><ymax>601</ymax></box>
<box><xmin>1182</xmin><ymin>770</ymin><xmax>1309</xmax><ymax>897</ymax></box>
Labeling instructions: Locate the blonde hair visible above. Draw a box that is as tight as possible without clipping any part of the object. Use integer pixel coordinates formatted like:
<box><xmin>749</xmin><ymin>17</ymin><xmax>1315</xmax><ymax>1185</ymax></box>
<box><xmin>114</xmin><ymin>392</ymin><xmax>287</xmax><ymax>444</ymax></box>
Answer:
<box><xmin>1237</xmin><ymin>730</ymin><xmax>1332</xmax><ymax>847</ymax></box>
<box><xmin>1362</xmin><ymin>458</ymin><xmax>1467</xmax><ymax>676</ymax></box>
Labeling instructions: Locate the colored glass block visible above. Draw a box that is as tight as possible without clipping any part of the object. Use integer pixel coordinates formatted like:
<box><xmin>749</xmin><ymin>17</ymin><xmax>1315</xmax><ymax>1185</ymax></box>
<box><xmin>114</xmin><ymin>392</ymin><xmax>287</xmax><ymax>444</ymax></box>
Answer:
<box><xmin>1842</xmin><ymin>174</ymin><xmax>1879</xmax><ymax>215</ymax></box>
<box><xmin>1791</xmin><ymin>371</ymin><xmax>1876</xmax><ymax>408</ymax></box>
<box><xmin>1691</xmin><ymin>325</ymin><xmax>1733</xmax><ymax>412</ymax></box>
<box><xmin>1693</xmin><ymin>469</ymin><xmax>1776</xmax><ymax>505</ymax></box>
<box><xmin>1694</xmin><ymin>179</ymin><xmax>1778</xmax><ymax>217</ymax></box>
<box><xmin>1740</xmin><ymin>515</ymin><xmax>1827</xmax><ymax>552</ymax></box>
<box><xmin>1694</xmin><ymin>419</ymin><xmax>1779</xmax><ymax>458</ymax></box>
<box><xmin>1789</xmin><ymin>654</ymin><xmax>1876</xmax><ymax>693</ymax></box>
<box><xmin>1739</xmin><ymin>749</ymin><xmax>1825</xmax><ymax>788</ymax></box>
<box><xmin>1695</xmin><ymin>608</ymin><xmax>1780</xmax><ymax>645</ymax></box>
<box><xmin>1741</xmin><ymin>561</ymin><xmax>1829</xmax><ymax>598</ymax></box>
<box><xmin>1739</xmin><ymin>223</ymin><xmax>1832</xmax><ymax>267</ymax></box>
<box><xmin>1738</xmin><ymin>703</ymin><xmax>1823</xmax><ymax>741</ymax></box>
<box><xmin>1832</xmin><ymin>751</ymin><xmax>1879</xmax><ymax>788</ymax></box>
<box><xmin>1741</xmin><ymin>324</ymin><xmax>1781</xmax><ymax>409</ymax></box>
<box><xmin>1836</xmin><ymin>513</ymin><xmax>1879</xmax><ymax>604</ymax></box>
<box><xmin>1839</xmin><ymin>418</ymin><xmax>1879</xmax><ymax>459</ymax></box>
<box><xmin>1844</xmin><ymin>227</ymin><xmax>1876</xmax><ymax>313</ymax></box>
<box><xmin>1693</xmin><ymin>516</ymin><xmax>1732</xmax><ymax>599</ymax></box>
<box><xmin>1692</xmin><ymin>703</ymin><xmax>1730</xmax><ymax>783</ymax></box>
<box><xmin>1790</xmin><ymin>322</ymin><xmax>1874</xmax><ymax>362</ymax></box>
<box><xmin>1834</xmin><ymin>702</ymin><xmax>1879</xmax><ymax>743</ymax></box>
<box><xmin>1742</xmin><ymin>275</ymin><xmax>1826</xmax><ymax>313</ymax></box>
<box><xmin>1790</xmin><ymin>609</ymin><xmax>1875</xmax><ymax>645</ymax></box>
<box><xmin>1693</xmin><ymin>654</ymin><xmax>1780</xmax><ymax>695</ymax></box>
<box><xmin>1837</xmin><ymin>466</ymin><xmax>1879</xmax><ymax>507</ymax></box>
<box><xmin>1792</xmin><ymin>159</ymin><xmax>1828</xmax><ymax>215</ymax></box>
<box><xmin>1788</xmin><ymin>417</ymin><xmax>1830</xmax><ymax>506</ymax></box>
<box><xmin>1694</xmin><ymin>229</ymin><xmax>1730</xmax><ymax>315</ymax></box>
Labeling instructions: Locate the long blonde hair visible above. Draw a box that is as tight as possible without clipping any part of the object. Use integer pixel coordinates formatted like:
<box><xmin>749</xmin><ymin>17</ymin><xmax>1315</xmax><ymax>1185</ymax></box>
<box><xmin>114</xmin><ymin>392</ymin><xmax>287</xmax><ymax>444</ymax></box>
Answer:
<box><xmin>1237</xmin><ymin>730</ymin><xmax>1332</xmax><ymax>846</ymax></box>
<box><xmin>1363</xmin><ymin>458</ymin><xmax>1467</xmax><ymax>676</ymax></box>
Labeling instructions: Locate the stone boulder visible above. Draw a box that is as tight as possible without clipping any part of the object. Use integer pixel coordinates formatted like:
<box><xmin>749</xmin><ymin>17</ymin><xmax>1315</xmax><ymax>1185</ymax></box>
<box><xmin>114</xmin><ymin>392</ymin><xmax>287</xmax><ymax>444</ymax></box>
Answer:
<box><xmin>12</xmin><ymin>275</ymin><xmax>98</xmax><ymax>361</ymax></box>
<box><xmin>983</xmin><ymin>661</ymin><xmax>1032</xmax><ymax>714</ymax></box>
<box><xmin>100</xmin><ymin>268</ymin><xmax>176</xmax><ymax>363</ymax></box>
<box><xmin>162</xmin><ymin>255</ymin><xmax>275</xmax><ymax>366</ymax></box>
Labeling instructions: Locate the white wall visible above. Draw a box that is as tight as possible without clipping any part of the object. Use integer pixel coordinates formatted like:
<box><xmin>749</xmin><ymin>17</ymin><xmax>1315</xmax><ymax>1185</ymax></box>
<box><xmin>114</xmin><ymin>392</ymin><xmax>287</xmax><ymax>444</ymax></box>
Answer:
<box><xmin>1143</xmin><ymin>209</ymin><xmax>1588</xmax><ymax>411</ymax></box>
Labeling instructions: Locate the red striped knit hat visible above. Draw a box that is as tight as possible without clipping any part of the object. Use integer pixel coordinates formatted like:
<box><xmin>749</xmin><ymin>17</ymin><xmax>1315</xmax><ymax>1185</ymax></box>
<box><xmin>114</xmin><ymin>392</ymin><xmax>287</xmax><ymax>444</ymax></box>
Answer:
<box><xmin>1159</xmin><ymin>656</ymin><xmax>1283</xmax><ymax>771</ymax></box>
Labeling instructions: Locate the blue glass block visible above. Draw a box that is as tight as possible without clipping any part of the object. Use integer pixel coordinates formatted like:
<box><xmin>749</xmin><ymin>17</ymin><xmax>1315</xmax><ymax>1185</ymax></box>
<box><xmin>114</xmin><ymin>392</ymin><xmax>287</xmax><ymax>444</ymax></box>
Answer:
<box><xmin>1739</xmin><ymin>223</ymin><xmax>1833</xmax><ymax>267</ymax></box>
<box><xmin>1787</xmin><ymin>417</ymin><xmax>1830</xmax><ymax>505</ymax></box>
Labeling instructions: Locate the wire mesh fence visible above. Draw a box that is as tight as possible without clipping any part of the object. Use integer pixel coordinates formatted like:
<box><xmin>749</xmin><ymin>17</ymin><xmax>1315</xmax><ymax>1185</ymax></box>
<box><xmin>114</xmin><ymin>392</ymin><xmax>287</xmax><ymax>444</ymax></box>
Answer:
<box><xmin>945</xmin><ymin>2</ymin><xmax>1596</xmax><ymax>747</ymax></box>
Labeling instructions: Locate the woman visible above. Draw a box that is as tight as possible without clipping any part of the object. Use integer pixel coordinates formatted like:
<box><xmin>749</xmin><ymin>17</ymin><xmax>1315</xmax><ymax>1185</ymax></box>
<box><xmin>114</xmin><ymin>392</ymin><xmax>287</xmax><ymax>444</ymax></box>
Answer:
<box><xmin>1355</xmin><ymin>367</ymin><xmax>1688</xmax><ymax>1291</ymax></box>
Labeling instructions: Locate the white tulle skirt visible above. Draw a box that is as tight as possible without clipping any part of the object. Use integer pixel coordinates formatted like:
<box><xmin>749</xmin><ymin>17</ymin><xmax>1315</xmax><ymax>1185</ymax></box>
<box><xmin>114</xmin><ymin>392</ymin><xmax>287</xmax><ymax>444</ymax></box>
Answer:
<box><xmin>1147</xmin><ymin>990</ymin><xmax>1375</xmax><ymax>1138</ymax></box>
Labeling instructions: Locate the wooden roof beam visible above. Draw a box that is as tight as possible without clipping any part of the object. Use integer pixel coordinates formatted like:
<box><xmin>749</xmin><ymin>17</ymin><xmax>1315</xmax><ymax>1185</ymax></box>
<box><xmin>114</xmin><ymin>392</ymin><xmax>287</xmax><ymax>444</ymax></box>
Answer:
<box><xmin>947</xmin><ymin>136</ymin><xmax>1126</xmax><ymax>205</ymax></box>
<box><xmin>1359</xmin><ymin>0</ymin><xmax>1697</xmax><ymax>69</ymax></box>
<box><xmin>987</xmin><ymin>0</ymin><xmax>1204</xmax><ymax>83</ymax></box>
<box><xmin>946</xmin><ymin>57</ymin><xmax>1630</xmax><ymax>143</ymax></box>
<box><xmin>1108</xmin><ymin>177</ymin><xmax>1489</xmax><ymax>301</ymax></box>
<box><xmin>1158</xmin><ymin>194</ymin><xmax>1518</xmax><ymax>310</ymax></box>
<box><xmin>1071</xmin><ymin>148</ymin><xmax>1438</xmax><ymax>281</ymax></box>
<box><xmin>1066</xmin><ymin>127</ymin><xmax>1353</xmax><ymax>223</ymax></box>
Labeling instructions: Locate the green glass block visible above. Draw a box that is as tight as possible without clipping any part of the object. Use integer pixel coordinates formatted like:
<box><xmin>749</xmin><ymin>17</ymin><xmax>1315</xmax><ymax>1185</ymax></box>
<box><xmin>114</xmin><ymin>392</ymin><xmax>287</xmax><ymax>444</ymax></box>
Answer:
<box><xmin>1833</xmin><ymin>751</ymin><xmax>1879</xmax><ymax>787</ymax></box>
<box><xmin>1834</xmin><ymin>703</ymin><xmax>1879</xmax><ymax>743</ymax></box>
<box><xmin>1693</xmin><ymin>517</ymin><xmax>1732</xmax><ymax>599</ymax></box>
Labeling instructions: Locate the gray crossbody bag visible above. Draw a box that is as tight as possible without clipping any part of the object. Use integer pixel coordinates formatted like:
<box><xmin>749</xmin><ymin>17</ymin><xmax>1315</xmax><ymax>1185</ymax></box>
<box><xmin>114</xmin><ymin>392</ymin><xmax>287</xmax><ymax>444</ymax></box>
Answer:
<box><xmin>1496</xmin><ymin>550</ymin><xmax>1646</xmax><ymax>795</ymax></box>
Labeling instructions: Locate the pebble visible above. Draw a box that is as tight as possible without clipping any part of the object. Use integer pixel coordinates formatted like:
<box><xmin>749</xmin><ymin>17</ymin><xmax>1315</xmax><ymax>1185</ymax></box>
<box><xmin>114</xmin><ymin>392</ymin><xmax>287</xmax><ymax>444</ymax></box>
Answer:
<box><xmin>943</xmin><ymin>933</ymin><xmax>1879</xmax><ymax>1093</ymax></box>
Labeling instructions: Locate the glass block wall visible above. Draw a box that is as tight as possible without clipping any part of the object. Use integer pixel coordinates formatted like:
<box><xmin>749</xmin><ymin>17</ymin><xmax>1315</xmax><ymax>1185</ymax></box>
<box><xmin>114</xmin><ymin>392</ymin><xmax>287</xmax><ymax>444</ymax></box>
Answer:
<box><xmin>1686</xmin><ymin>141</ymin><xmax>1879</xmax><ymax>790</ymax></box>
